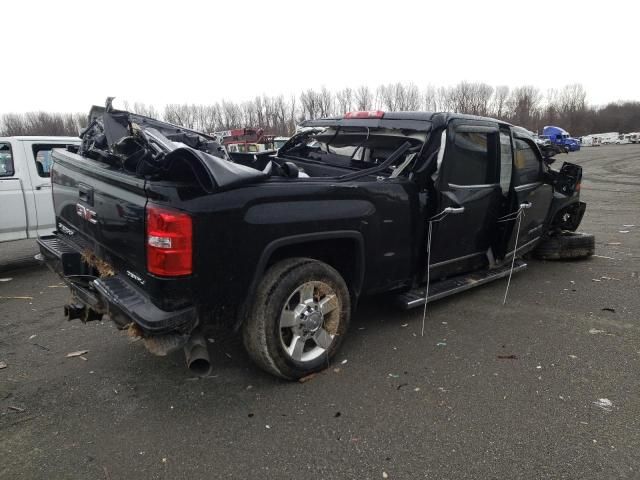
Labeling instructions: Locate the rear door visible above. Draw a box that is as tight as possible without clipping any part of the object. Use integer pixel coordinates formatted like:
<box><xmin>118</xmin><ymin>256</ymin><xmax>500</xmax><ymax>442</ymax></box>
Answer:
<box><xmin>501</xmin><ymin>134</ymin><xmax>553</xmax><ymax>259</ymax></box>
<box><xmin>0</xmin><ymin>141</ymin><xmax>28</xmax><ymax>242</ymax></box>
<box><xmin>428</xmin><ymin>122</ymin><xmax>505</xmax><ymax>278</ymax></box>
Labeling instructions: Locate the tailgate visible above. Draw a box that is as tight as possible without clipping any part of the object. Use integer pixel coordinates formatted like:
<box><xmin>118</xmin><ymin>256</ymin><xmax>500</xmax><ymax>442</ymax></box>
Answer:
<box><xmin>51</xmin><ymin>147</ymin><xmax>148</xmax><ymax>282</ymax></box>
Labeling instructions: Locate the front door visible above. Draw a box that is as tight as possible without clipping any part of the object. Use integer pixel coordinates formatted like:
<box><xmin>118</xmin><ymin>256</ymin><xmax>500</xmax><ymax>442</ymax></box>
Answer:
<box><xmin>500</xmin><ymin>134</ymin><xmax>553</xmax><ymax>260</ymax></box>
<box><xmin>427</xmin><ymin>123</ymin><xmax>506</xmax><ymax>279</ymax></box>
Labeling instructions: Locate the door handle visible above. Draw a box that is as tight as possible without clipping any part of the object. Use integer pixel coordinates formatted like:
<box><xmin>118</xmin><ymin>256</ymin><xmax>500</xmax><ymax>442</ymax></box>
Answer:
<box><xmin>519</xmin><ymin>201</ymin><xmax>532</xmax><ymax>209</ymax></box>
<box><xmin>35</xmin><ymin>184</ymin><xmax>51</xmax><ymax>190</ymax></box>
<box><xmin>443</xmin><ymin>206</ymin><xmax>465</xmax><ymax>215</ymax></box>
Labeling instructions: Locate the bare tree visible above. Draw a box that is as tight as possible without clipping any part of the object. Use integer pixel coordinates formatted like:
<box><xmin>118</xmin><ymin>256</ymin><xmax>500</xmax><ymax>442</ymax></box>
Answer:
<box><xmin>423</xmin><ymin>85</ymin><xmax>438</xmax><ymax>111</ymax></box>
<box><xmin>354</xmin><ymin>85</ymin><xmax>373</xmax><ymax>110</ymax></box>
<box><xmin>3</xmin><ymin>82</ymin><xmax>638</xmax><ymax>139</ymax></box>
<box><xmin>0</xmin><ymin>112</ymin><xmax>84</xmax><ymax>136</ymax></box>
<box><xmin>335</xmin><ymin>87</ymin><xmax>354</xmax><ymax>115</ymax></box>
<box><xmin>508</xmin><ymin>86</ymin><xmax>541</xmax><ymax>127</ymax></box>
<box><xmin>491</xmin><ymin>85</ymin><xmax>510</xmax><ymax>119</ymax></box>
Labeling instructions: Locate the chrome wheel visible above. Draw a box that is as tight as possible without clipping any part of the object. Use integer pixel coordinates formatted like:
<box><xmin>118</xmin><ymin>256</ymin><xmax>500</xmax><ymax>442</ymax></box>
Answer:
<box><xmin>279</xmin><ymin>281</ymin><xmax>341</xmax><ymax>363</ymax></box>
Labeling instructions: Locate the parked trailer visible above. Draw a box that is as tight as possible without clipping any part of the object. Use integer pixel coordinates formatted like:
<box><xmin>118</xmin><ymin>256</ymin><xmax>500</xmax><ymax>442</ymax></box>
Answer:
<box><xmin>580</xmin><ymin>135</ymin><xmax>601</xmax><ymax>147</ymax></box>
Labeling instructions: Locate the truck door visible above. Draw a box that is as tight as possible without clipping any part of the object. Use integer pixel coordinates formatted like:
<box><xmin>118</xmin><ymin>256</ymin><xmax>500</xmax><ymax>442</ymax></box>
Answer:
<box><xmin>0</xmin><ymin>141</ymin><xmax>29</xmax><ymax>242</ymax></box>
<box><xmin>427</xmin><ymin>123</ymin><xmax>504</xmax><ymax>279</ymax></box>
<box><xmin>499</xmin><ymin>134</ymin><xmax>553</xmax><ymax>259</ymax></box>
<box><xmin>22</xmin><ymin>141</ymin><xmax>76</xmax><ymax>237</ymax></box>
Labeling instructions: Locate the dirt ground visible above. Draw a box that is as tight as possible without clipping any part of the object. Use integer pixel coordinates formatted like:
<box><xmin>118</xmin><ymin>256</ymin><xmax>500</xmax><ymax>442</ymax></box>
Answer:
<box><xmin>1</xmin><ymin>144</ymin><xmax>639</xmax><ymax>479</ymax></box>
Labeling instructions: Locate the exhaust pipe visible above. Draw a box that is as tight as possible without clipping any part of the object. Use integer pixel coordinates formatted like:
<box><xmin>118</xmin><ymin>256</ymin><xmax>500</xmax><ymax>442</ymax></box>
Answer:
<box><xmin>184</xmin><ymin>332</ymin><xmax>212</xmax><ymax>376</ymax></box>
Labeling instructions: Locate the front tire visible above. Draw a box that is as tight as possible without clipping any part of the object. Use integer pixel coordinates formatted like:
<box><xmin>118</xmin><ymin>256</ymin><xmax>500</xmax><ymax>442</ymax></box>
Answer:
<box><xmin>242</xmin><ymin>258</ymin><xmax>351</xmax><ymax>380</ymax></box>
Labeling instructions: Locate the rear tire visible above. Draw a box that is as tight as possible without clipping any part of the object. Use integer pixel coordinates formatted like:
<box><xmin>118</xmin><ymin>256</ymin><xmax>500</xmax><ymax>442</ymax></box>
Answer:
<box><xmin>533</xmin><ymin>231</ymin><xmax>595</xmax><ymax>260</ymax></box>
<box><xmin>242</xmin><ymin>258</ymin><xmax>351</xmax><ymax>380</ymax></box>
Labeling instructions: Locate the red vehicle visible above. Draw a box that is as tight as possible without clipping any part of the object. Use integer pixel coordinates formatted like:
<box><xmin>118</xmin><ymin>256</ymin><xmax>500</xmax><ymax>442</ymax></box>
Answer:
<box><xmin>214</xmin><ymin>128</ymin><xmax>275</xmax><ymax>153</ymax></box>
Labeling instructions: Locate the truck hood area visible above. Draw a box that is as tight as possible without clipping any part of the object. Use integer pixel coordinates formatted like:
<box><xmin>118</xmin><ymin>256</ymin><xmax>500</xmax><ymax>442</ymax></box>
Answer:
<box><xmin>79</xmin><ymin>102</ymin><xmax>269</xmax><ymax>192</ymax></box>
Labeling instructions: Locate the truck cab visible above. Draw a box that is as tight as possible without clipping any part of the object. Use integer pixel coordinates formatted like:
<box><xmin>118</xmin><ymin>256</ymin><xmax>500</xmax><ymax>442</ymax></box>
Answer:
<box><xmin>0</xmin><ymin>136</ymin><xmax>80</xmax><ymax>242</ymax></box>
<box><xmin>542</xmin><ymin>126</ymin><xmax>580</xmax><ymax>152</ymax></box>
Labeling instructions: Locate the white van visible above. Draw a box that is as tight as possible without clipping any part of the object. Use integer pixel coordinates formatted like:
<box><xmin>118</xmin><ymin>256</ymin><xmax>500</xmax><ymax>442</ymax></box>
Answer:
<box><xmin>0</xmin><ymin>136</ymin><xmax>80</xmax><ymax>243</ymax></box>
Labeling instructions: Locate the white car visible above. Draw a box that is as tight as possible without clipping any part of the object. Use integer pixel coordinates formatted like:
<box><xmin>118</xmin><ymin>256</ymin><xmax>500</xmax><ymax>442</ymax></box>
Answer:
<box><xmin>0</xmin><ymin>136</ymin><xmax>80</xmax><ymax>243</ymax></box>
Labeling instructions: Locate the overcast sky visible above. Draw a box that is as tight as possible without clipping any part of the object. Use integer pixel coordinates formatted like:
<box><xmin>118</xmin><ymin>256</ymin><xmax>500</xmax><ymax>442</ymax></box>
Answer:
<box><xmin>3</xmin><ymin>0</ymin><xmax>638</xmax><ymax>113</ymax></box>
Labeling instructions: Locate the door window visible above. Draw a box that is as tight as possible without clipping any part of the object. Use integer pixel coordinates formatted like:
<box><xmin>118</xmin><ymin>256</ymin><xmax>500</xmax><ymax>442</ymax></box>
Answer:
<box><xmin>0</xmin><ymin>143</ymin><xmax>14</xmax><ymax>177</ymax></box>
<box><xmin>445</xmin><ymin>131</ymin><xmax>499</xmax><ymax>185</ymax></box>
<box><xmin>499</xmin><ymin>131</ymin><xmax>513</xmax><ymax>194</ymax></box>
<box><xmin>514</xmin><ymin>139</ymin><xmax>541</xmax><ymax>184</ymax></box>
<box><xmin>31</xmin><ymin>144</ymin><xmax>73</xmax><ymax>178</ymax></box>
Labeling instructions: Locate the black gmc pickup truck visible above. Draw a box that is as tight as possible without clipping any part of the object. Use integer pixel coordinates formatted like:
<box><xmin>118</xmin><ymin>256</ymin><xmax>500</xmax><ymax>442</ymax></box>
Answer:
<box><xmin>38</xmin><ymin>104</ymin><xmax>593</xmax><ymax>379</ymax></box>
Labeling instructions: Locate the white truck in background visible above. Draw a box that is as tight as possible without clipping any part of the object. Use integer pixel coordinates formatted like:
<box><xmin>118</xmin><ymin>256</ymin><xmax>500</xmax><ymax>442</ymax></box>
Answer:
<box><xmin>0</xmin><ymin>137</ymin><xmax>80</xmax><ymax>243</ymax></box>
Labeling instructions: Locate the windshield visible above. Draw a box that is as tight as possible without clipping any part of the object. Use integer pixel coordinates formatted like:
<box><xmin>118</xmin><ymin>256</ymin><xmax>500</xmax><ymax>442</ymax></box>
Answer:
<box><xmin>280</xmin><ymin>127</ymin><xmax>427</xmax><ymax>176</ymax></box>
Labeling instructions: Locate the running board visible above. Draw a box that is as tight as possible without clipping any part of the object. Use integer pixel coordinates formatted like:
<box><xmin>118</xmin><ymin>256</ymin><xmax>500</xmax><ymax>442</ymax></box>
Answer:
<box><xmin>394</xmin><ymin>260</ymin><xmax>527</xmax><ymax>310</ymax></box>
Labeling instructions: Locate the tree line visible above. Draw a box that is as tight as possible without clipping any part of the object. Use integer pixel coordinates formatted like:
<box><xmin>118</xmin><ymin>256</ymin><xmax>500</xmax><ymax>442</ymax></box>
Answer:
<box><xmin>2</xmin><ymin>83</ymin><xmax>640</xmax><ymax>137</ymax></box>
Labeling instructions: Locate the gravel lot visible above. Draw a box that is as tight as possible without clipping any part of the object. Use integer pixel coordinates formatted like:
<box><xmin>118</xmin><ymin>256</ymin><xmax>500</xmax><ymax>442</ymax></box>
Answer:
<box><xmin>1</xmin><ymin>144</ymin><xmax>639</xmax><ymax>479</ymax></box>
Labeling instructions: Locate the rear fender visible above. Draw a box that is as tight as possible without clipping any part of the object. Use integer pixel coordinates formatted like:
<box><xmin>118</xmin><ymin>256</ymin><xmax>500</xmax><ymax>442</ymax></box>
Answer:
<box><xmin>233</xmin><ymin>231</ymin><xmax>365</xmax><ymax>332</ymax></box>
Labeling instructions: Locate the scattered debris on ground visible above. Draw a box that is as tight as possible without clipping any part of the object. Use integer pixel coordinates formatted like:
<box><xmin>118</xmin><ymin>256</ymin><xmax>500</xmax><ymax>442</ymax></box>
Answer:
<box><xmin>589</xmin><ymin>328</ymin><xmax>606</xmax><ymax>335</ymax></box>
<box><xmin>0</xmin><ymin>277</ymin><xmax>13</xmax><ymax>282</ymax></box>
<box><xmin>66</xmin><ymin>350</ymin><xmax>89</xmax><ymax>358</ymax></box>
<box><xmin>0</xmin><ymin>361</ymin><xmax>7</xmax><ymax>369</ymax></box>
<box><xmin>593</xmin><ymin>398</ymin><xmax>613</xmax><ymax>412</ymax></box>
<box><xmin>601</xmin><ymin>308</ymin><xmax>616</xmax><ymax>313</ymax></box>
<box><xmin>8</xmin><ymin>405</ymin><xmax>25</xmax><ymax>412</ymax></box>
<box><xmin>497</xmin><ymin>354</ymin><xmax>518</xmax><ymax>359</ymax></box>
<box><xmin>0</xmin><ymin>296</ymin><xmax>33</xmax><ymax>300</ymax></box>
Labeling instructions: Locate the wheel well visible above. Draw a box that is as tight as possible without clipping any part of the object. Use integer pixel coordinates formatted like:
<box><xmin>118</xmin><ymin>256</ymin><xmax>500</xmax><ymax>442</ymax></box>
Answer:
<box><xmin>266</xmin><ymin>238</ymin><xmax>363</xmax><ymax>297</ymax></box>
<box><xmin>549</xmin><ymin>201</ymin><xmax>586</xmax><ymax>232</ymax></box>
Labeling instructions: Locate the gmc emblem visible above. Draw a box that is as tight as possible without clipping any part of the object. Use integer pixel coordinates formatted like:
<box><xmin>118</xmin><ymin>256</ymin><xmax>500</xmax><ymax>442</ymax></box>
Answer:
<box><xmin>76</xmin><ymin>203</ymin><xmax>97</xmax><ymax>224</ymax></box>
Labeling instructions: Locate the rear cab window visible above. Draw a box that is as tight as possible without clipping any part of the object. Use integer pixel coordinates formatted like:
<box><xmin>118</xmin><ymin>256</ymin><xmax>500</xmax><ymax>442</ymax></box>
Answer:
<box><xmin>278</xmin><ymin>127</ymin><xmax>427</xmax><ymax>178</ymax></box>
<box><xmin>0</xmin><ymin>143</ymin><xmax>14</xmax><ymax>177</ymax></box>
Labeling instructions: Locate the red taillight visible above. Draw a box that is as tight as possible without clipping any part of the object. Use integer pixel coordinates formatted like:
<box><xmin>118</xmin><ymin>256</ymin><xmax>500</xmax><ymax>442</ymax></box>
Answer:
<box><xmin>344</xmin><ymin>110</ymin><xmax>385</xmax><ymax>119</ymax></box>
<box><xmin>146</xmin><ymin>205</ymin><xmax>192</xmax><ymax>276</ymax></box>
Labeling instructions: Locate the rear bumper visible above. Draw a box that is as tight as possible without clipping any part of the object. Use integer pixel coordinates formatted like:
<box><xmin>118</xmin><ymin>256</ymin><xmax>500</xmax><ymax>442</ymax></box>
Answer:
<box><xmin>37</xmin><ymin>234</ymin><xmax>197</xmax><ymax>335</ymax></box>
